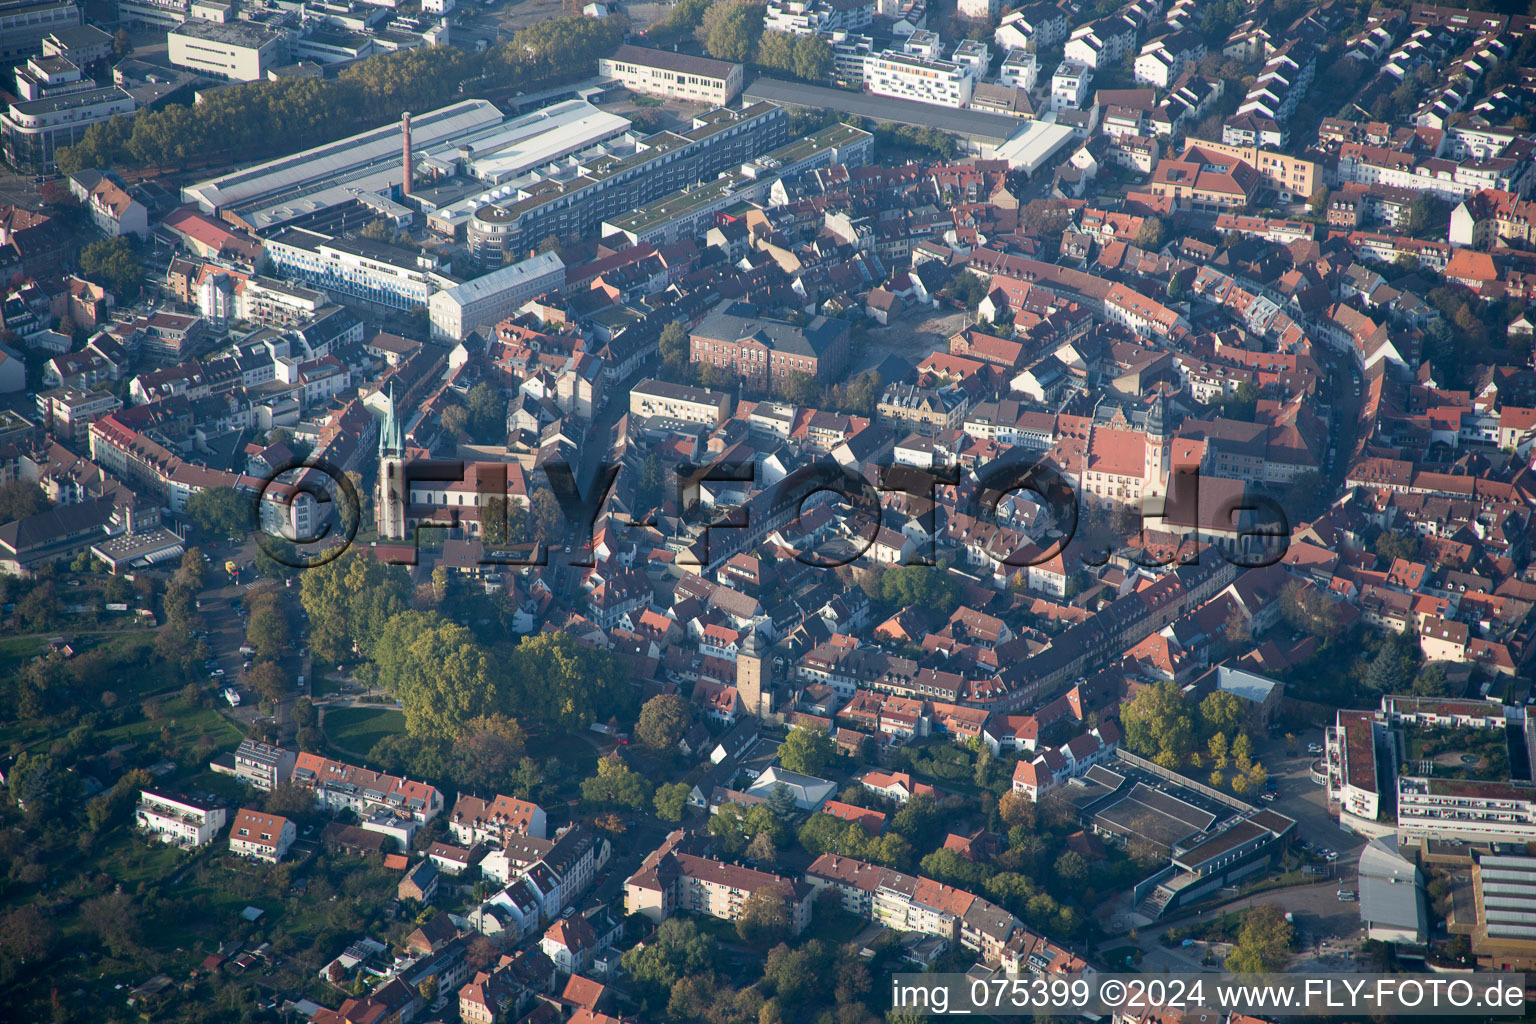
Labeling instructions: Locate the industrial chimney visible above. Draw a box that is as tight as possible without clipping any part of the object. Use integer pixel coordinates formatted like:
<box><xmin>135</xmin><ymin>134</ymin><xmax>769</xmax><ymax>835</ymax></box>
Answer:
<box><xmin>401</xmin><ymin>111</ymin><xmax>413</xmax><ymax>197</ymax></box>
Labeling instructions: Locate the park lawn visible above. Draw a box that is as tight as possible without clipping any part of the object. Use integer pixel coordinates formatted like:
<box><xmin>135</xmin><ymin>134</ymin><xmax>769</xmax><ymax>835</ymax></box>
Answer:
<box><xmin>324</xmin><ymin>706</ymin><xmax>406</xmax><ymax>757</ymax></box>
<box><xmin>96</xmin><ymin>695</ymin><xmax>245</xmax><ymax>752</ymax></box>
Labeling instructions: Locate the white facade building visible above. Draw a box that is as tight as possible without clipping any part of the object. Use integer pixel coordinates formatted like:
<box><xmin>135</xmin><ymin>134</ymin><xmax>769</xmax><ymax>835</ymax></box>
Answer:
<box><xmin>997</xmin><ymin>49</ymin><xmax>1038</xmax><ymax>91</ymax></box>
<box><xmin>428</xmin><ymin>251</ymin><xmax>565</xmax><ymax>341</ymax></box>
<box><xmin>168</xmin><ymin>19</ymin><xmax>287</xmax><ymax>80</ymax></box>
<box><xmin>264</xmin><ymin>227</ymin><xmax>455</xmax><ymax>311</ymax></box>
<box><xmin>137</xmin><ymin>790</ymin><xmax>228</xmax><ymax>849</ymax></box>
<box><xmin>864</xmin><ymin>50</ymin><xmax>976</xmax><ymax>108</ymax></box>
<box><xmin>1051</xmin><ymin>59</ymin><xmax>1092</xmax><ymax>112</ymax></box>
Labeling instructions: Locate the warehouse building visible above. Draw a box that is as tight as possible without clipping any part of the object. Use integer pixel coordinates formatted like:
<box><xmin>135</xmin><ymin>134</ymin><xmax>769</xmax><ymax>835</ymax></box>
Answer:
<box><xmin>183</xmin><ymin>99</ymin><xmax>503</xmax><ymax>232</ymax></box>
<box><xmin>428</xmin><ymin>251</ymin><xmax>565</xmax><ymax>341</ymax></box>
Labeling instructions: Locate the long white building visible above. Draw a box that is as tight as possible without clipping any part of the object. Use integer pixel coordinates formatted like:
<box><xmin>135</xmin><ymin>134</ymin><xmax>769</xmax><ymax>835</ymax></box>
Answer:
<box><xmin>182</xmin><ymin>99</ymin><xmax>503</xmax><ymax>232</ymax></box>
<box><xmin>428</xmin><ymin>251</ymin><xmax>565</xmax><ymax>341</ymax></box>
<box><xmin>264</xmin><ymin>227</ymin><xmax>456</xmax><ymax>310</ymax></box>
<box><xmin>864</xmin><ymin>50</ymin><xmax>975</xmax><ymax>107</ymax></box>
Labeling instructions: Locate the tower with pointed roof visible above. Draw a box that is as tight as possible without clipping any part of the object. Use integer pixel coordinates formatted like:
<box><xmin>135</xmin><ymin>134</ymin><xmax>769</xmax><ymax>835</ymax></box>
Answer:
<box><xmin>377</xmin><ymin>384</ymin><xmax>408</xmax><ymax>541</ymax></box>
<box><xmin>1144</xmin><ymin>388</ymin><xmax>1172</xmax><ymax>495</ymax></box>
<box><xmin>736</xmin><ymin>627</ymin><xmax>769</xmax><ymax>719</ymax></box>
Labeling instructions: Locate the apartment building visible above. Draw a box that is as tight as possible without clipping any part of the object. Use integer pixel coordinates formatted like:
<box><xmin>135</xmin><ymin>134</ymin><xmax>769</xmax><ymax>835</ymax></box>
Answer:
<box><xmin>1064</xmin><ymin>16</ymin><xmax>1136</xmax><ymax>69</ymax></box>
<box><xmin>1051</xmin><ymin>60</ymin><xmax>1092</xmax><ymax>112</ymax></box>
<box><xmin>763</xmin><ymin>0</ymin><xmax>873</xmax><ymax>35</ymax></box>
<box><xmin>864</xmin><ymin>50</ymin><xmax>975</xmax><ymax>108</ymax></box>
<box><xmin>806</xmin><ymin>853</ymin><xmax>1020</xmax><ymax>961</ymax></box>
<box><xmin>292</xmin><ymin>752</ymin><xmax>444</xmax><ymax>824</ymax></box>
<box><xmin>1148</xmin><ymin>143</ymin><xmax>1261</xmax><ymax>210</ymax></box>
<box><xmin>598</xmin><ymin>45</ymin><xmax>743</xmax><ymax>105</ymax></box>
<box><xmin>168</xmin><ymin>19</ymin><xmax>287</xmax><ymax>81</ymax></box>
<box><xmin>231</xmin><ymin>739</ymin><xmax>296</xmax><ymax>792</ymax></box>
<box><xmin>136</xmin><ymin>790</ymin><xmax>228</xmax><ymax>848</ymax></box>
<box><xmin>36</xmin><ymin>386</ymin><xmax>120</xmax><ymax>442</ymax></box>
<box><xmin>997</xmin><ymin>49</ymin><xmax>1038</xmax><ymax>91</ymax></box>
<box><xmin>1327</xmin><ymin>697</ymin><xmax>1536</xmax><ymax>844</ymax></box>
<box><xmin>1184</xmin><ymin>137</ymin><xmax>1318</xmax><ymax>203</ymax></box>
<box><xmin>228</xmin><ymin>808</ymin><xmax>297</xmax><ymax>862</ymax></box>
<box><xmin>993</xmin><ymin>3</ymin><xmax>1070</xmax><ymax>50</ymax></box>
<box><xmin>625</xmin><ymin>831</ymin><xmax>814</xmax><ymax>933</ymax></box>
<box><xmin>877</xmin><ymin>382</ymin><xmax>968</xmax><ymax>434</ymax></box>
<box><xmin>628</xmin><ymin>378</ymin><xmax>733</xmax><ymax>428</ymax></box>
<box><xmin>448</xmin><ymin>793</ymin><xmax>549</xmax><ymax>845</ymax></box>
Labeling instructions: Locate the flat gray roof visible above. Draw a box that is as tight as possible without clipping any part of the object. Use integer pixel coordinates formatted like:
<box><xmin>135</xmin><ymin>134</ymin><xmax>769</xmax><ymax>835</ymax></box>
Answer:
<box><xmin>743</xmin><ymin>77</ymin><xmax>1023</xmax><ymax>144</ymax></box>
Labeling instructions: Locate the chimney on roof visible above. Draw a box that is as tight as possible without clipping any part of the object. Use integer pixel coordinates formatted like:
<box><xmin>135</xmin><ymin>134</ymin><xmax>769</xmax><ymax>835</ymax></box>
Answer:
<box><xmin>402</xmin><ymin>111</ymin><xmax>413</xmax><ymax>198</ymax></box>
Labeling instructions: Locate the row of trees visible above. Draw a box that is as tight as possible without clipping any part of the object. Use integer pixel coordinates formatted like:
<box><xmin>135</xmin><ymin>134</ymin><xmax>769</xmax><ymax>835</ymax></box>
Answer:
<box><xmin>57</xmin><ymin>17</ymin><xmax>626</xmax><ymax>174</ymax></box>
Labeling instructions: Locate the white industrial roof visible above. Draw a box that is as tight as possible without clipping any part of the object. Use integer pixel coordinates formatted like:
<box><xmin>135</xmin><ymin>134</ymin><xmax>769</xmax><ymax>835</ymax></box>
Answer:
<box><xmin>418</xmin><ymin>99</ymin><xmax>631</xmax><ymax>186</ymax></box>
<box><xmin>182</xmin><ymin>99</ymin><xmax>504</xmax><ymax>221</ymax></box>
<box><xmin>432</xmin><ymin>251</ymin><xmax>564</xmax><ymax>309</ymax></box>
<box><xmin>993</xmin><ymin>119</ymin><xmax>1077</xmax><ymax>172</ymax></box>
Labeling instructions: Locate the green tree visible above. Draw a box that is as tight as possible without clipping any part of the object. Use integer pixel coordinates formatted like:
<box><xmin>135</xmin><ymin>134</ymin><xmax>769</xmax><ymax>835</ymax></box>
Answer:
<box><xmin>1054</xmin><ymin>850</ymin><xmax>1088</xmax><ymax>884</ymax></box>
<box><xmin>247</xmin><ymin>605</ymin><xmax>290</xmax><ymax>661</ymax></box>
<box><xmin>736</xmin><ymin>888</ymin><xmax>790</xmax><ymax>947</ymax></box>
<box><xmin>447</xmin><ymin>715</ymin><xmax>527</xmax><ymax>793</ymax></box>
<box><xmin>581</xmin><ymin>752</ymin><xmax>653</xmax><ymax>809</ymax></box>
<box><xmin>507</xmin><ymin>629</ymin><xmax>634</xmax><ymax>731</ymax></box>
<box><xmin>1232</xmin><ymin>731</ymin><xmax>1254</xmax><ymax>773</ymax></box>
<box><xmin>1208</xmin><ymin>730</ymin><xmax>1229</xmax><ymax>768</ymax></box>
<box><xmin>697</xmin><ymin>0</ymin><xmax>764</xmax><ymax>61</ymax></box>
<box><xmin>8</xmin><ymin>751</ymin><xmax>78</xmax><ymax>818</ymax></box>
<box><xmin>879</xmin><ymin>565</ymin><xmax>959</xmax><ymax>617</ymax></box>
<box><xmin>1134</xmin><ymin>216</ymin><xmax>1169</xmax><ymax>251</ymax></box>
<box><xmin>791</xmin><ymin>33</ymin><xmax>833</xmax><ymax>80</ymax></box>
<box><xmin>778</xmin><ymin>725</ymin><xmax>835</xmax><ymax>776</ymax></box>
<box><xmin>654</xmin><ymin>781</ymin><xmax>692</xmax><ymax>822</ymax></box>
<box><xmin>1224</xmin><ymin>903</ymin><xmax>1293</xmax><ymax>972</ymax></box>
<box><xmin>1120</xmin><ymin>680</ymin><xmax>1194</xmax><ymax>765</ymax></box>
<box><xmin>659</xmin><ymin>320</ymin><xmax>689</xmax><ymax>371</ymax></box>
<box><xmin>375</xmin><ymin>610</ymin><xmax>500</xmax><ymax>739</ymax></box>
<box><xmin>635</xmin><ymin>693</ymin><xmax>691</xmax><ymax>751</ymax></box>
<box><xmin>81</xmin><ymin>892</ymin><xmax>141</xmax><ymax>957</ymax></box>
<box><xmin>529</xmin><ymin>489</ymin><xmax>563</xmax><ymax>546</ymax></box>
<box><xmin>0</xmin><ymin>480</ymin><xmax>47</xmax><ymax>522</ymax></box>
<box><xmin>79</xmin><ymin>236</ymin><xmax>146</xmax><ymax>297</ymax></box>
<box><xmin>1307</xmin><ymin>186</ymin><xmax>1330</xmax><ymax>216</ymax></box>
<box><xmin>481</xmin><ymin>495</ymin><xmax>527</xmax><ymax>547</ymax></box>
<box><xmin>187</xmin><ymin>486</ymin><xmax>249</xmax><ymax>540</ymax></box>
<box><xmin>781</xmin><ymin>370</ymin><xmax>822</xmax><ymax>406</ymax></box>
<box><xmin>465</xmin><ymin>380</ymin><xmax>508</xmax><ymax>442</ymax></box>
<box><xmin>1198</xmin><ymin>690</ymin><xmax>1247</xmax><ymax>739</ymax></box>
<box><xmin>621</xmin><ymin>918</ymin><xmax>716</xmax><ymax>1009</ymax></box>
<box><xmin>300</xmin><ymin>550</ymin><xmax>413</xmax><ymax>662</ymax></box>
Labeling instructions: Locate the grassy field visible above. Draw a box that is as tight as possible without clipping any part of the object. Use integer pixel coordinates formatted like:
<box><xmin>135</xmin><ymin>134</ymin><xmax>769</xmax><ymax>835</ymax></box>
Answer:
<box><xmin>323</xmin><ymin>706</ymin><xmax>405</xmax><ymax>757</ymax></box>
<box><xmin>97</xmin><ymin>694</ymin><xmax>246</xmax><ymax>752</ymax></box>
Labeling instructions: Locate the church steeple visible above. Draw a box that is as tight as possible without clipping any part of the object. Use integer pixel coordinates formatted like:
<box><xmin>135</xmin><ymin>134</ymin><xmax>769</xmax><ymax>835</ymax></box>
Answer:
<box><xmin>379</xmin><ymin>382</ymin><xmax>404</xmax><ymax>457</ymax></box>
<box><xmin>376</xmin><ymin>383</ymin><xmax>408</xmax><ymax>541</ymax></box>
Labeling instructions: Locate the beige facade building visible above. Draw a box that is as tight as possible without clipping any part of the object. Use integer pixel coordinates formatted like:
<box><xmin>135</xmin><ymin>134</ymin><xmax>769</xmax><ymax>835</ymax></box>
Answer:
<box><xmin>598</xmin><ymin>45</ymin><xmax>743</xmax><ymax>105</ymax></box>
<box><xmin>628</xmin><ymin>378</ymin><xmax>732</xmax><ymax>427</ymax></box>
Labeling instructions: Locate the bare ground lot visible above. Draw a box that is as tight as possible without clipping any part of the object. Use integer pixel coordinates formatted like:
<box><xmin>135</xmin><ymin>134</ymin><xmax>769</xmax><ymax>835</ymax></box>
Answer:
<box><xmin>852</xmin><ymin>308</ymin><xmax>972</xmax><ymax>375</ymax></box>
